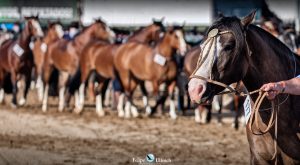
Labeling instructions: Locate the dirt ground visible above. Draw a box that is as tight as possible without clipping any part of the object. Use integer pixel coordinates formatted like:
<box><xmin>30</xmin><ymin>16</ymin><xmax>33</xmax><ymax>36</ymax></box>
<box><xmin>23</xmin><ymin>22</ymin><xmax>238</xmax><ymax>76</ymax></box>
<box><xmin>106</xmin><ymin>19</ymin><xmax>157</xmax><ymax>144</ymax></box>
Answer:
<box><xmin>0</xmin><ymin>90</ymin><xmax>250</xmax><ymax>165</ymax></box>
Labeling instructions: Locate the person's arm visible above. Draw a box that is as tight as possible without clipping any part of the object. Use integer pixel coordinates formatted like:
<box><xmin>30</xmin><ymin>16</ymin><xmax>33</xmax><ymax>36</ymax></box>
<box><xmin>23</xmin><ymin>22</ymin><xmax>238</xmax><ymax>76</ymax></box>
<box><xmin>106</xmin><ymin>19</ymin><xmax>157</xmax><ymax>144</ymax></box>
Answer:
<box><xmin>260</xmin><ymin>77</ymin><xmax>300</xmax><ymax>100</ymax></box>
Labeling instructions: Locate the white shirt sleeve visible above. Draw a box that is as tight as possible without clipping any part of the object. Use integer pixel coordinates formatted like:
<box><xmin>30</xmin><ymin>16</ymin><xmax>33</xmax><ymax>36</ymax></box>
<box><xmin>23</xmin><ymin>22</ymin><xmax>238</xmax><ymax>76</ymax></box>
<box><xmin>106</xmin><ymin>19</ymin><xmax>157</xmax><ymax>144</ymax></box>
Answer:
<box><xmin>296</xmin><ymin>75</ymin><xmax>300</xmax><ymax>78</ymax></box>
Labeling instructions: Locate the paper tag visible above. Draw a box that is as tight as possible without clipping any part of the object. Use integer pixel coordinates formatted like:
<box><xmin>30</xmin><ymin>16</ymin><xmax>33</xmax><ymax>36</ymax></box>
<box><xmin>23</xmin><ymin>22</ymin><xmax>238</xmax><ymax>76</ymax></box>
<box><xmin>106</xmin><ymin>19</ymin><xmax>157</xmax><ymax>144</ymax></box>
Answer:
<box><xmin>154</xmin><ymin>53</ymin><xmax>166</xmax><ymax>66</ymax></box>
<box><xmin>40</xmin><ymin>43</ymin><xmax>47</xmax><ymax>53</ymax></box>
<box><xmin>29</xmin><ymin>41</ymin><xmax>34</xmax><ymax>50</ymax></box>
<box><xmin>13</xmin><ymin>44</ymin><xmax>24</xmax><ymax>57</ymax></box>
<box><xmin>243</xmin><ymin>95</ymin><xmax>252</xmax><ymax>124</ymax></box>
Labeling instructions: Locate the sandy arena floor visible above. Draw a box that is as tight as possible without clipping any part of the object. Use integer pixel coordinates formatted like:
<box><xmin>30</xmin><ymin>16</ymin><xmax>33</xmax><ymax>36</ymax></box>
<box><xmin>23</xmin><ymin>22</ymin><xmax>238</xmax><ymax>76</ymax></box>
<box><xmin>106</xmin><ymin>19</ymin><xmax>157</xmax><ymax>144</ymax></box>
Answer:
<box><xmin>0</xmin><ymin>90</ymin><xmax>249</xmax><ymax>165</ymax></box>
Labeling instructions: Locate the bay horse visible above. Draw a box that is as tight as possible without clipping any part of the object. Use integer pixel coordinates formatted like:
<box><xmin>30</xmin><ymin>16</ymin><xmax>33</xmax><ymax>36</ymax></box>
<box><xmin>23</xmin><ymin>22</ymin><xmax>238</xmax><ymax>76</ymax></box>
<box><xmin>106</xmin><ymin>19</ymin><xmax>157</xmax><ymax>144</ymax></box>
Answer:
<box><xmin>189</xmin><ymin>11</ymin><xmax>300</xmax><ymax>164</ymax></box>
<box><xmin>74</xmin><ymin>20</ymin><xmax>164</xmax><ymax>116</ymax></box>
<box><xmin>114</xmin><ymin>26</ymin><xmax>187</xmax><ymax>119</ymax></box>
<box><xmin>41</xmin><ymin>19</ymin><xmax>115</xmax><ymax>112</ymax></box>
<box><xmin>32</xmin><ymin>22</ymin><xmax>64</xmax><ymax>101</ymax></box>
<box><xmin>0</xmin><ymin>16</ymin><xmax>44</xmax><ymax>107</ymax></box>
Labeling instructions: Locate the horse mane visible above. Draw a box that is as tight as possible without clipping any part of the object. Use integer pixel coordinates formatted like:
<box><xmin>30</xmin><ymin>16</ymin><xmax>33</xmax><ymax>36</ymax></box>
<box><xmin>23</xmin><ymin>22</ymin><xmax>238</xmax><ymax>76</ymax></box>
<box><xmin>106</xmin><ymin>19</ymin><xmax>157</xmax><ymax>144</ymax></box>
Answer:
<box><xmin>248</xmin><ymin>24</ymin><xmax>300</xmax><ymax>63</ymax></box>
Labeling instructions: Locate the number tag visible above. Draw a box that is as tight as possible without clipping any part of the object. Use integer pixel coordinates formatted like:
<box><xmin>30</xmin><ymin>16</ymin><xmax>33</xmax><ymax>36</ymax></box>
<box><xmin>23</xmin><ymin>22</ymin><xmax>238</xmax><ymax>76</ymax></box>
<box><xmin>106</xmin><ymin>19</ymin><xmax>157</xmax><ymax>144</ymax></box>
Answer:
<box><xmin>243</xmin><ymin>95</ymin><xmax>252</xmax><ymax>124</ymax></box>
<box><xmin>13</xmin><ymin>44</ymin><xmax>24</xmax><ymax>57</ymax></box>
<box><xmin>154</xmin><ymin>53</ymin><xmax>166</xmax><ymax>66</ymax></box>
<box><xmin>40</xmin><ymin>43</ymin><xmax>47</xmax><ymax>53</ymax></box>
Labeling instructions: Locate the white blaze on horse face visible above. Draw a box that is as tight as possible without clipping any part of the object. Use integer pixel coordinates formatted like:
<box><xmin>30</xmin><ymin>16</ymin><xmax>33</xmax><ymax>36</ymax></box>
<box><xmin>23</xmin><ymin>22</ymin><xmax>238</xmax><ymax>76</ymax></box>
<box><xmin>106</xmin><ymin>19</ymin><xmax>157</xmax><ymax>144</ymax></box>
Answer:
<box><xmin>175</xmin><ymin>30</ymin><xmax>187</xmax><ymax>55</ymax></box>
<box><xmin>188</xmin><ymin>36</ymin><xmax>223</xmax><ymax>102</ymax></box>
<box><xmin>32</xmin><ymin>20</ymin><xmax>44</xmax><ymax>37</ymax></box>
<box><xmin>106</xmin><ymin>25</ymin><xmax>116</xmax><ymax>43</ymax></box>
<box><xmin>55</xmin><ymin>24</ymin><xmax>64</xmax><ymax>38</ymax></box>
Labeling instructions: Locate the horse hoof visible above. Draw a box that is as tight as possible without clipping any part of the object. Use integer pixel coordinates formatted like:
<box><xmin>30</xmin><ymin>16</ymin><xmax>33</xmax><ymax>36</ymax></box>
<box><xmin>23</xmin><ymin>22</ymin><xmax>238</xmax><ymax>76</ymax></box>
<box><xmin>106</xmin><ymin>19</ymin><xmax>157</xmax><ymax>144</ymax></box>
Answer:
<box><xmin>96</xmin><ymin>110</ymin><xmax>105</xmax><ymax>117</ymax></box>
<box><xmin>73</xmin><ymin>108</ymin><xmax>82</xmax><ymax>115</ymax></box>
<box><xmin>18</xmin><ymin>98</ymin><xmax>26</xmax><ymax>107</ymax></box>
<box><xmin>118</xmin><ymin>111</ymin><xmax>125</xmax><ymax>118</ymax></box>
<box><xmin>10</xmin><ymin>103</ymin><xmax>17</xmax><ymax>109</ymax></box>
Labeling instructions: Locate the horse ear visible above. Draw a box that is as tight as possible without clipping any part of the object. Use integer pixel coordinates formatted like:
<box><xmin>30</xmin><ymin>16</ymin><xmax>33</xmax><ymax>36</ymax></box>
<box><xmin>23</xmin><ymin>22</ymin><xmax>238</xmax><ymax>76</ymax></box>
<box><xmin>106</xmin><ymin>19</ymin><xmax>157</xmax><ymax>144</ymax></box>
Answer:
<box><xmin>217</xmin><ymin>12</ymin><xmax>224</xmax><ymax>18</ymax></box>
<box><xmin>241</xmin><ymin>10</ymin><xmax>256</xmax><ymax>27</ymax></box>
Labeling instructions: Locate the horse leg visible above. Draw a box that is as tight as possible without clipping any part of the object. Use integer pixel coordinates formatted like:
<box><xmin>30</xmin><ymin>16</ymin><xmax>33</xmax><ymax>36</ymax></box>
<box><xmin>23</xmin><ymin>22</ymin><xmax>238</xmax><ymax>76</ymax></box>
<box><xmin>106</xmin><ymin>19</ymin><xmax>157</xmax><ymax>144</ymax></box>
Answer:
<box><xmin>233</xmin><ymin>95</ymin><xmax>239</xmax><ymax>130</ymax></box>
<box><xmin>101</xmin><ymin>79</ymin><xmax>110</xmax><ymax>107</ymax></box>
<box><xmin>19</xmin><ymin>67</ymin><xmax>32</xmax><ymax>106</ymax></box>
<box><xmin>10</xmin><ymin>71</ymin><xmax>18</xmax><ymax>108</ymax></box>
<box><xmin>144</xmin><ymin>81</ymin><xmax>159</xmax><ymax>116</ymax></box>
<box><xmin>36</xmin><ymin>74</ymin><xmax>44</xmax><ymax>102</ymax></box>
<box><xmin>167</xmin><ymin>81</ymin><xmax>177</xmax><ymax>120</ymax></box>
<box><xmin>0</xmin><ymin>70</ymin><xmax>4</xmax><ymax>104</ymax></box>
<box><xmin>213</xmin><ymin>95</ymin><xmax>223</xmax><ymax>125</ymax></box>
<box><xmin>94</xmin><ymin>81</ymin><xmax>105</xmax><ymax>117</ymax></box>
<box><xmin>41</xmin><ymin>64</ymin><xmax>53</xmax><ymax>112</ymax></box>
<box><xmin>117</xmin><ymin>93</ymin><xmax>125</xmax><ymax>117</ymax></box>
<box><xmin>58</xmin><ymin>71</ymin><xmax>69</xmax><ymax>112</ymax></box>
<box><xmin>195</xmin><ymin>105</ymin><xmax>201</xmax><ymax>123</ymax></box>
<box><xmin>140</xmin><ymin>81</ymin><xmax>149</xmax><ymax>107</ymax></box>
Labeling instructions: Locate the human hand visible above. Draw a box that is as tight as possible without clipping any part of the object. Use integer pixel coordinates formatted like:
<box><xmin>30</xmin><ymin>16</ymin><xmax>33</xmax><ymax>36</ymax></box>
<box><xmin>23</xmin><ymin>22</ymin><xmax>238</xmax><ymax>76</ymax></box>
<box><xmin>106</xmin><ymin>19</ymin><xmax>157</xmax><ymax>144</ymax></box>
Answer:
<box><xmin>260</xmin><ymin>82</ymin><xmax>285</xmax><ymax>100</ymax></box>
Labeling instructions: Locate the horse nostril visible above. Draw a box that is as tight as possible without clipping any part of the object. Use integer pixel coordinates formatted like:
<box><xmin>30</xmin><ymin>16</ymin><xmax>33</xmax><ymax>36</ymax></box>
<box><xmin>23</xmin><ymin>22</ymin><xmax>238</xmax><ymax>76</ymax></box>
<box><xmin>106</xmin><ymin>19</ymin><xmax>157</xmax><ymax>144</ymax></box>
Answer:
<box><xmin>188</xmin><ymin>84</ymin><xmax>204</xmax><ymax>102</ymax></box>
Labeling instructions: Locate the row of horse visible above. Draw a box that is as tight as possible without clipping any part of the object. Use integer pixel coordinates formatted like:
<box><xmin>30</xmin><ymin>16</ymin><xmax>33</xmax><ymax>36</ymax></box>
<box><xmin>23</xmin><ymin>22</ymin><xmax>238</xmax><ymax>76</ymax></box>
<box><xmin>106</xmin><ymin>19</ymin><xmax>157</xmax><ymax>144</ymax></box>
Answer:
<box><xmin>0</xmin><ymin>16</ymin><xmax>210</xmax><ymax>122</ymax></box>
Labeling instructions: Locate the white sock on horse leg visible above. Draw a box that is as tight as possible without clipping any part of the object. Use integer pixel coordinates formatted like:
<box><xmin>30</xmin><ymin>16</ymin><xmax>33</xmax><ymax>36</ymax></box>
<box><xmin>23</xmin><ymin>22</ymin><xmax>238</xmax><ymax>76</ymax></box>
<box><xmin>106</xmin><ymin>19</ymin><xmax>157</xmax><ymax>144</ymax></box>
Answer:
<box><xmin>79</xmin><ymin>83</ymin><xmax>85</xmax><ymax>110</ymax></box>
<box><xmin>131</xmin><ymin>105</ymin><xmax>139</xmax><ymax>118</ymax></box>
<box><xmin>145</xmin><ymin>105</ymin><xmax>152</xmax><ymax>115</ymax></box>
<box><xmin>58</xmin><ymin>87</ymin><xmax>65</xmax><ymax>112</ymax></box>
<box><xmin>0</xmin><ymin>88</ymin><xmax>4</xmax><ymax>104</ymax></box>
<box><xmin>142</xmin><ymin>96</ymin><xmax>148</xmax><ymax>107</ymax></box>
<box><xmin>201</xmin><ymin>108</ymin><xmax>208</xmax><ymax>124</ymax></box>
<box><xmin>169</xmin><ymin>99</ymin><xmax>177</xmax><ymax>120</ymax></box>
<box><xmin>117</xmin><ymin>93</ymin><xmax>125</xmax><ymax>117</ymax></box>
<box><xmin>96</xmin><ymin>94</ymin><xmax>105</xmax><ymax>117</ymax></box>
<box><xmin>125</xmin><ymin>101</ymin><xmax>131</xmax><ymax>118</ymax></box>
<box><xmin>18</xmin><ymin>97</ymin><xmax>26</xmax><ymax>106</ymax></box>
<box><xmin>37</xmin><ymin>76</ymin><xmax>44</xmax><ymax>102</ymax></box>
<box><xmin>42</xmin><ymin>85</ymin><xmax>49</xmax><ymax>112</ymax></box>
<box><xmin>195</xmin><ymin>108</ymin><xmax>201</xmax><ymax>123</ymax></box>
<box><xmin>74</xmin><ymin>91</ymin><xmax>80</xmax><ymax>109</ymax></box>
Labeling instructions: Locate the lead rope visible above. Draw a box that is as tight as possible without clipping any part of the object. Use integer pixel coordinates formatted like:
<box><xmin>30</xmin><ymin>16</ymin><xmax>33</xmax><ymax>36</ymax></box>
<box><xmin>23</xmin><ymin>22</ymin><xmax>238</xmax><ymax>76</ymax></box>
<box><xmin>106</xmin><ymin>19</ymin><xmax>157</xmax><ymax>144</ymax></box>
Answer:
<box><xmin>190</xmin><ymin>28</ymin><xmax>283</xmax><ymax>163</ymax></box>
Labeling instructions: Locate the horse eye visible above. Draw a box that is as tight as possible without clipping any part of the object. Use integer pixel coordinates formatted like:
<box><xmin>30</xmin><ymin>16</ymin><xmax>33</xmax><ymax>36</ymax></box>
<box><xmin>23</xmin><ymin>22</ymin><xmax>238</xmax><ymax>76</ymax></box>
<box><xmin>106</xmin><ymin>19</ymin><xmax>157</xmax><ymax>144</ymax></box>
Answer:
<box><xmin>223</xmin><ymin>44</ymin><xmax>234</xmax><ymax>51</ymax></box>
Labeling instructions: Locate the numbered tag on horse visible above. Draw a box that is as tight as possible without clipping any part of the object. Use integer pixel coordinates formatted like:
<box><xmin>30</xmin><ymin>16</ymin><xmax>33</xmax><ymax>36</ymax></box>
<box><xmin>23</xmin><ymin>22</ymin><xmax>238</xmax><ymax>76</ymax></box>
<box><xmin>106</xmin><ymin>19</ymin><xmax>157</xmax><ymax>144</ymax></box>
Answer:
<box><xmin>154</xmin><ymin>53</ymin><xmax>166</xmax><ymax>66</ymax></box>
<box><xmin>13</xmin><ymin>44</ymin><xmax>24</xmax><ymax>57</ymax></box>
<box><xmin>243</xmin><ymin>95</ymin><xmax>252</xmax><ymax>124</ymax></box>
<box><xmin>40</xmin><ymin>43</ymin><xmax>47</xmax><ymax>53</ymax></box>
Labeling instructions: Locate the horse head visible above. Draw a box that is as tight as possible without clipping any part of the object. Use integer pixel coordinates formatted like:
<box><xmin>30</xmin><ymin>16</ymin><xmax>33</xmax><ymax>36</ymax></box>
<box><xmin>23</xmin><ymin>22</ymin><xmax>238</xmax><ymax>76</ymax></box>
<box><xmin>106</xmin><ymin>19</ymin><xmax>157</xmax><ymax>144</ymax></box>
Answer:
<box><xmin>188</xmin><ymin>11</ymin><xmax>256</xmax><ymax>104</ymax></box>
<box><xmin>24</xmin><ymin>16</ymin><xmax>44</xmax><ymax>38</ymax></box>
<box><xmin>165</xmin><ymin>26</ymin><xmax>187</xmax><ymax>55</ymax></box>
<box><xmin>47</xmin><ymin>21</ymin><xmax>64</xmax><ymax>40</ymax></box>
<box><xmin>92</xmin><ymin>18</ymin><xmax>116</xmax><ymax>43</ymax></box>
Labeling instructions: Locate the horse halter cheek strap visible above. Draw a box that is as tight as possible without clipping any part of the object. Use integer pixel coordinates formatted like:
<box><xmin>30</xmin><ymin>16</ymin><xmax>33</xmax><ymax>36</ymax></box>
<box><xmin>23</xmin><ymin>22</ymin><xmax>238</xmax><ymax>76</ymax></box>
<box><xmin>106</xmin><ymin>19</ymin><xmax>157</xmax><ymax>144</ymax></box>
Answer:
<box><xmin>189</xmin><ymin>28</ymin><xmax>236</xmax><ymax>92</ymax></box>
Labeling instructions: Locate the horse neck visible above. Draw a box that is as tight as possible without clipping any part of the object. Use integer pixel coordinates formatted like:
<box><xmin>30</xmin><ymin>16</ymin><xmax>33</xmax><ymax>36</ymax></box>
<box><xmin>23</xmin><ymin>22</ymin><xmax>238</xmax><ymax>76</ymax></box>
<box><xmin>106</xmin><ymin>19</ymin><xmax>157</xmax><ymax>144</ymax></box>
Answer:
<box><xmin>155</xmin><ymin>35</ymin><xmax>173</xmax><ymax>57</ymax></box>
<box><xmin>43</xmin><ymin>30</ymin><xmax>56</xmax><ymax>44</ymax></box>
<box><xmin>73</xmin><ymin>27</ymin><xmax>93</xmax><ymax>51</ymax></box>
<box><xmin>243</xmin><ymin>26</ymin><xmax>298</xmax><ymax>92</ymax></box>
<box><xmin>128</xmin><ymin>27</ymin><xmax>152</xmax><ymax>43</ymax></box>
<box><xmin>19</xmin><ymin>26</ymin><xmax>31</xmax><ymax>49</ymax></box>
